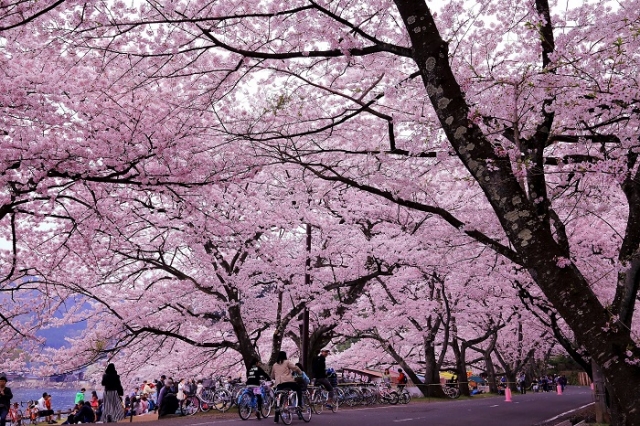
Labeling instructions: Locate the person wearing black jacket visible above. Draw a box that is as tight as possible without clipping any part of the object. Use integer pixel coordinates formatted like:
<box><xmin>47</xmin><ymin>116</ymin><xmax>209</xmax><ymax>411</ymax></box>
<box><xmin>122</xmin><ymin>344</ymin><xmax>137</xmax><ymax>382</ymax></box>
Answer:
<box><xmin>311</xmin><ymin>349</ymin><xmax>334</xmax><ymax>407</ymax></box>
<box><xmin>246</xmin><ymin>358</ymin><xmax>270</xmax><ymax>420</ymax></box>
<box><xmin>101</xmin><ymin>363</ymin><xmax>125</xmax><ymax>422</ymax></box>
<box><xmin>0</xmin><ymin>376</ymin><xmax>13</xmax><ymax>426</ymax></box>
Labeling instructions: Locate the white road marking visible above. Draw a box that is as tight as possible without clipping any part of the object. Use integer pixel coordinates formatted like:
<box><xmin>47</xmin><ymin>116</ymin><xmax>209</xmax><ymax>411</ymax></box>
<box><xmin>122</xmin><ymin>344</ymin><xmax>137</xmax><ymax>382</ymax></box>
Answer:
<box><xmin>541</xmin><ymin>402</ymin><xmax>595</xmax><ymax>423</ymax></box>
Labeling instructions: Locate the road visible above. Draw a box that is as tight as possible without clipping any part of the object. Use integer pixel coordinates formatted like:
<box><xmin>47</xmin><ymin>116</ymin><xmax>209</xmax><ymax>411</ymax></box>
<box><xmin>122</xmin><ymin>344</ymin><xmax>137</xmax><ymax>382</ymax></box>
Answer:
<box><xmin>153</xmin><ymin>386</ymin><xmax>593</xmax><ymax>426</ymax></box>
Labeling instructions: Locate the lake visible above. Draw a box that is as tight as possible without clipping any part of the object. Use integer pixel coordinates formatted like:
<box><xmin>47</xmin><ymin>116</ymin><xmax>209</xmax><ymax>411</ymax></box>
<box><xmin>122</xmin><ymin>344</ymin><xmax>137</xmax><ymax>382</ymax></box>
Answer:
<box><xmin>9</xmin><ymin>388</ymin><xmax>103</xmax><ymax>410</ymax></box>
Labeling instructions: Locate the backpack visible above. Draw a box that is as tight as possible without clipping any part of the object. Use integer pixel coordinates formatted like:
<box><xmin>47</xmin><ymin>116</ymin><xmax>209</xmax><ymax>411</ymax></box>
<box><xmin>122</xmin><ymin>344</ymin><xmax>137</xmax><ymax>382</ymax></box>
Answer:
<box><xmin>398</xmin><ymin>373</ymin><xmax>408</xmax><ymax>384</ymax></box>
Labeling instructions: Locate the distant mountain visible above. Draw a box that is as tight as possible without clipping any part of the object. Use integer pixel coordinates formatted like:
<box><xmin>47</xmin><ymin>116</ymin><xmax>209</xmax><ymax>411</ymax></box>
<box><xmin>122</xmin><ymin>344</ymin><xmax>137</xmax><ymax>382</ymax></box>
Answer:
<box><xmin>37</xmin><ymin>321</ymin><xmax>87</xmax><ymax>348</ymax></box>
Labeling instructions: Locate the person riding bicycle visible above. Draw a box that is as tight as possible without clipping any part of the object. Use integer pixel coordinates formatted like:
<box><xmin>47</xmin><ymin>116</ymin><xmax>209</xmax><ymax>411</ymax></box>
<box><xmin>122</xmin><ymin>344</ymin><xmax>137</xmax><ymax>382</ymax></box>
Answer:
<box><xmin>270</xmin><ymin>351</ymin><xmax>303</xmax><ymax>423</ymax></box>
<box><xmin>311</xmin><ymin>349</ymin><xmax>335</xmax><ymax>408</ymax></box>
<box><xmin>246</xmin><ymin>358</ymin><xmax>270</xmax><ymax>420</ymax></box>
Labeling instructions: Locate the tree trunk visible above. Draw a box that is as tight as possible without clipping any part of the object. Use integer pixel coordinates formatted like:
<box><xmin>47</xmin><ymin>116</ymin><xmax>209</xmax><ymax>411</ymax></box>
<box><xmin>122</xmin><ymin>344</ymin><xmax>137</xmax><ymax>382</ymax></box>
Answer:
<box><xmin>450</xmin><ymin>337</ymin><xmax>470</xmax><ymax>397</ymax></box>
<box><xmin>423</xmin><ymin>335</ymin><xmax>446</xmax><ymax>398</ymax></box>
<box><xmin>592</xmin><ymin>359</ymin><xmax>611</xmax><ymax>424</ymax></box>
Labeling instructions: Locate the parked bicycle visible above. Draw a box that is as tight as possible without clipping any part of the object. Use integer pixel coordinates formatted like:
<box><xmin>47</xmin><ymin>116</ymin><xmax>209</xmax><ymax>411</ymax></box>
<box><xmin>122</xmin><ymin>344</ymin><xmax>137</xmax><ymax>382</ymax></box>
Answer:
<box><xmin>374</xmin><ymin>383</ymin><xmax>399</xmax><ymax>404</ymax></box>
<box><xmin>398</xmin><ymin>387</ymin><xmax>411</xmax><ymax>404</ymax></box>
<box><xmin>309</xmin><ymin>382</ymin><xmax>337</xmax><ymax>413</ymax></box>
<box><xmin>442</xmin><ymin>383</ymin><xmax>461</xmax><ymax>399</ymax></box>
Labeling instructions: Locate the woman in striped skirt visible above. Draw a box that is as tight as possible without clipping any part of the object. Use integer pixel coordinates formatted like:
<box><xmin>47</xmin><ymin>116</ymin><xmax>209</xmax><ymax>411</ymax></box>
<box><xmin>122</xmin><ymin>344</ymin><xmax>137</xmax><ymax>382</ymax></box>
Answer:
<box><xmin>101</xmin><ymin>363</ymin><xmax>125</xmax><ymax>422</ymax></box>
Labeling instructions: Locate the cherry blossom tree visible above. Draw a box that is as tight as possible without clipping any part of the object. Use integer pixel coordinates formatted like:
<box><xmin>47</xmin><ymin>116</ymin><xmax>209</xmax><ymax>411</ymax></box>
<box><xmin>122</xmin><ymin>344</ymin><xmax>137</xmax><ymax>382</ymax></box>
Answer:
<box><xmin>3</xmin><ymin>0</ymin><xmax>640</xmax><ymax>422</ymax></box>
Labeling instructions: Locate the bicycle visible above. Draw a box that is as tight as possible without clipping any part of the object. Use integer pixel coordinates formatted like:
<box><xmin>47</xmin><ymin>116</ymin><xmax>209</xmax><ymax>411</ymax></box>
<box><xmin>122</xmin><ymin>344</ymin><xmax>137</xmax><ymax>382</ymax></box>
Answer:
<box><xmin>442</xmin><ymin>383</ymin><xmax>461</xmax><ymax>399</ymax></box>
<box><xmin>8</xmin><ymin>403</ymin><xmax>23</xmax><ymax>426</ymax></box>
<box><xmin>375</xmin><ymin>383</ymin><xmax>399</xmax><ymax>405</ymax></box>
<box><xmin>179</xmin><ymin>392</ymin><xmax>201</xmax><ymax>416</ymax></box>
<box><xmin>308</xmin><ymin>385</ymin><xmax>337</xmax><ymax>414</ymax></box>
<box><xmin>237</xmin><ymin>382</ymin><xmax>274</xmax><ymax>420</ymax></box>
<box><xmin>274</xmin><ymin>389</ymin><xmax>311</xmax><ymax>425</ymax></box>
<box><xmin>397</xmin><ymin>386</ymin><xmax>411</xmax><ymax>404</ymax></box>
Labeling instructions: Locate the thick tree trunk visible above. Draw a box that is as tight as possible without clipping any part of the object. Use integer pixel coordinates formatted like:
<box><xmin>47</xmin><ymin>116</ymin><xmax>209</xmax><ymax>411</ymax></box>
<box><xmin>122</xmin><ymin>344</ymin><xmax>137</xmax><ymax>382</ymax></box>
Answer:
<box><xmin>484</xmin><ymin>352</ymin><xmax>499</xmax><ymax>394</ymax></box>
<box><xmin>450</xmin><ymin>338</ymin><xmax>470</xmax><ymax>397</ymax></box>
<box><xmin>228</xmin><ymin>304</ymin><xmax>260</xmax><ymax>369</ymax></box>
<box><xmin>423</xmin><ymin>335</ymin><xmax>446</xmax><ymax>398</ymax></box>
<box><xmin>393</xmin><ymin>2</ymin><xmax>640</xmax><ymax>423</ymax></box>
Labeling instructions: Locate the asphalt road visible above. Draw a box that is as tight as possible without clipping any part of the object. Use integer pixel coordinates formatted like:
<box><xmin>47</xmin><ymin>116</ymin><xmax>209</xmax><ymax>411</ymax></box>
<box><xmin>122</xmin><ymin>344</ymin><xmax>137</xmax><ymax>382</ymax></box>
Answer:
<box><xmin>153</xmin><ymin>386</ymin><xmax>593</xmax><ymax>426</ymax></box>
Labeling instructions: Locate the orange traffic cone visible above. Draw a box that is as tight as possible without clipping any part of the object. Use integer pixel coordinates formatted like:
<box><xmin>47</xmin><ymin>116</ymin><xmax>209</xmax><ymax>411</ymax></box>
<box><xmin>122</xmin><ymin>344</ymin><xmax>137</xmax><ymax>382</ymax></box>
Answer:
<box><xmin>505</xmin><ymin>387</ymin><xmax>512</xmax><ymax>402</ymax></box>
<box><xmin>557</xmin><ymin>384</ymin><xmax>563</xmax><ymax>395</ymax></box>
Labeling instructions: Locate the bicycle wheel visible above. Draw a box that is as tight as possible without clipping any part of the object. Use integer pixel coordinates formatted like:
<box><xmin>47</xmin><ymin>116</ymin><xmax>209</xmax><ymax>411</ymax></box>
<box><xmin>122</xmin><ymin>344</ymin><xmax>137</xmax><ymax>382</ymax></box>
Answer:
<box><xmin>280</xmin><ymin>401</ymin><xmax>292</xmax><ymax>426</ymax></box>
<box><xmin>399</xmin><ymin>390</ymin><xmax>411</xmax><ymax>404</ymax></box>
<box><xmin>335</xmin><ymin>387</ymin><xmax>345</xmax><ymax>407</ymax></box>
<box><xmin>260</xmin><ymin>391</ymin><xmax>273</xmax><ymax>418</ymax></box>
<box><xmin>238</xmin><ymin>393</ymin><xmax>252</xmax><ymax>420</ymax></box>
<box><xmin>311</xmin><ymin>390</ymin><xmax>324</xmax><ymax>414</ymax></box>
<box><xmin>200</xmin><ymin>388</ymin><xmax>215</xmax><ymax>404</ymax></box>
<box><xmin>181</xmin><ymin>395</ymin><xmax>200</xmax><ymax>416</ymax></box>
<box><xmin>387</xmin><ymin>391</ymin><xmax>399</xmax><ymax>405</ymax></box>
<box><xmin>213</xmin><ymin>389</ymin><xmax>231</xmax><ymax>412</ymax></box>
<box><xmin>300</xmin><ymin>394</ymin><xmax>312</xmax><ymax>422</ymax></box>
<box><xmin>198</xmin><ymin>397</ymin><xmax>211</xmax><ymax>413</ymax></box>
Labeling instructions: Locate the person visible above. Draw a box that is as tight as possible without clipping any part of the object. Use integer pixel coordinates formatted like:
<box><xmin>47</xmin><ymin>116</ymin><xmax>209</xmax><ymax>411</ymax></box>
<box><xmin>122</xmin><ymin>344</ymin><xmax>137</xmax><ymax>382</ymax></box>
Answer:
<box><xmin>135</xmin><ymin>395</ymin><xmax>149</xmax><ymax>416</ymax></box>
<box><xmin>311</xmin><ymin>349</ymin><xmax>335</xmax><ymax>408</ymax></box>
<box><xmin>518</xmin><ymin>372</ymin><xmax>527</xmax><ymax>394</ymax></box>
<box><xmin>61</xmin><ymin>403</ymin><xmax>82</xmax><ymax>425</ymax></box>
<box><xmin>154</xmin><ymin>376</ymin><xmax>166</xmax><ymax>404</ymax></box>
<box><xmin>382</xmin><ymin>369</ymin><xmax>392</xmax><ymax>386</ymax></box>
<box><xmin>25</xmin><ymin>403</ymin><xmax>37</xmax><ymax>425</ymax></box>
<box><xmin>89</xmin><ymin>391</ymin><xmax>100</xmax><ymax>411</ymax></box>
<box><xmin>36</xmin><ymin>393</ymin><xmax>55</xmax><ymax>424</ymax></box>
<box><xmin>531</xmin><ymin>377</ymin><xmax>539</xmax><ymax>392</ymax></box>
<box><xmin>396</xmin><ymin>368</ymin><xmax>408</xmax><ymax>391</ymax></box>
<box><xmin>246</xmin><ymin>358</ymin><xmax>271</xmax><ymax>420</ymax></box>
<box><xmin>8</xmin><ymin>402</ymin><xmax>20</xmax><ymax>426</ymax></box>
<box><xmin>101</xmin><ymin>363</ymin><xmax>125</xmax><ymax>422</ymax></box>
<box><xmin>157</xmin><ymin>379</ymin><xmax>178</xmax><ymax>417</ymax></box>
<box><xmin>0</xmin><ymin>376</ymin><xmax>13</xmax><ymax>426</ymax></box>
<box><xmin>271</xmin><ymin>351</ymin><xmax>303</xmax><ymax>423</ymax></box>
<box><xmin>77</xmin><ymin>401</ymin><xmax>96</xmax><ymax>423</ymax></box>
<box><xmin>141</xmin><ymin>381</ymin><xmax>153</xmax><ymax>396</ymax></box>
<box><xmin>558</xmin><ymin>375</ymin><xmax>568</xmax><ymax>392</ymax></box>
<box><xmin>75</xmin><ymin>389</ymin><xmax>86</xmax><ymax>405</ymax></box>
<box><xmin>294</xmin><ymin>363</ymin><xmax>310</xmax><ymax>392</ymax></box>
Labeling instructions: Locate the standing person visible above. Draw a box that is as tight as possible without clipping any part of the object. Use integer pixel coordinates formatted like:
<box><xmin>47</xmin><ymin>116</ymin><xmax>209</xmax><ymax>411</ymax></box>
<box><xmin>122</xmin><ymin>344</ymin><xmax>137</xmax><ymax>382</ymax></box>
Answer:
<box><xmin>518</xmin><ymin>373</ymin><xmax>527</xmax><ymax>394</ymax></box>
<box><xmin>396</xmin><ymin>369</ymin><xmax>408</xmax><ymax>391</ymax></box>
<box><xmin>154</xmin><ymin>376</ymin><xmax>166</xmax><ymax>405</ymax></box>
<box><xmin>36</xmin><ymin>393</ymin><xmax>55</xmax><ymax>424</ymax></box>
<box><xmin>246</xmin><ymin>358</ymin><xmax>270</xmax><ymax>420</ymax></box>
<box><xmin>382</xmin><ymin>369</ymin><xmax>392</xmax><ymax>386</ymax></box>
<box><xmin>0</xmin><ymin>376</ymin><xmax>13</xmax><ymax>426</ymax></box>
<box><xmin>75</xmin><ymin>388</ymin><xmax>86</xmax><ymax>405</ymax></box>
<box><xmin>271</xmin><ymin>351</ymin><xmax>303</xmax><ymax>423</ymax></box>
<box><xmin>101</xmin><ymin>363</ymin><xmax>125</xmax><ymax>422</ymax></box>
<box><xmin>311</xmin><ymin>349</ymin><xmax>335</xmax><ymax>408</ymax></box>
<box><xmin>558</xmin><ymin>375</ymin><xmax>568</xmax><ymax>392</ymax></box>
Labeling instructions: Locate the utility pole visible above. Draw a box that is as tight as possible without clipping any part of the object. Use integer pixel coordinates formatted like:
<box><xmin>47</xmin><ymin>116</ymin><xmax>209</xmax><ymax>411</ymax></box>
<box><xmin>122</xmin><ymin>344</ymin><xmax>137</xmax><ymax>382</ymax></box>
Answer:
<box><xmin>301</xmin><ymin>223</ymin><xmax>311</xmax><ymax>370</ymax></box>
